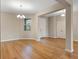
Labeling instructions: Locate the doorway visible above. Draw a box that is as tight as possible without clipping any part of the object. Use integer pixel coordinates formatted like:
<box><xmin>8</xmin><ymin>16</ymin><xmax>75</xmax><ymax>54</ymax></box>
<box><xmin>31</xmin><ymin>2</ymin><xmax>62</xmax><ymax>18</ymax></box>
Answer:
<box><xmin>38</xmin><ymin>9</ymin><xmax>66</xmax><ymax>39</ymax></box>
<box><xmin>37</xmin><ymin>9</ymin><xmax>66</xmax><ymax>49</ymax></box>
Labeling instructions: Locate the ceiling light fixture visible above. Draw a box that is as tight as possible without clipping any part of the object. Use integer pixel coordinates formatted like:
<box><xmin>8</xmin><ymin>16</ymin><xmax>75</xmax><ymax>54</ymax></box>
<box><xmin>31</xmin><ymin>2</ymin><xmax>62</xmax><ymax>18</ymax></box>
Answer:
<box><xmin>17</xmin><ymin>0</ymin><xmax>25</xmax><ymax>19</ymax></box>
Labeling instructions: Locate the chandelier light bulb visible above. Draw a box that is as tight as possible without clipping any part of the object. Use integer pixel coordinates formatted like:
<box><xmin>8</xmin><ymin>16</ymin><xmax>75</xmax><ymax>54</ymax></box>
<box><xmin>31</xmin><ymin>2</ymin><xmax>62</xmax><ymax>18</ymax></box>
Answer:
<box><xmin>17</xmin><ymin>14</ymin><xmax>20</xmax><ymax>18</ymax></box>
<box><xmin>22</xmin><ymin>15</ymin><xmax>25</xmax><ymax>18</ymax></box>
<box><xmin>17</xmin><ymin>14</ymin><xmax>26</xmax><ymax>19</ymax></box>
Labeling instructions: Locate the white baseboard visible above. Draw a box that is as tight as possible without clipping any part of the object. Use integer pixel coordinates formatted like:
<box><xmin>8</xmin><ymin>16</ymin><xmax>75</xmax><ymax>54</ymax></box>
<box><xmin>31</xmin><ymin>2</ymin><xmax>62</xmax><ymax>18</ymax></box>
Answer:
<box><xmin>1</xmin><ymin>38</ymin><xmax>20</xmax><ymax>42</ymax></box>
<box><xmin>73</xmin><ymin>40</ymin><xmax>78</xmax><ymax>42</ymax></box>
<box><xmin>65</xmin><ymin>49</ymin><xmax>74</xmax><ymax>53</ymax></box>
<box><xmin>19</xmin><ymin>38</ymin><xmax>35</xmax><ymax>40</ymax></box>
<box><xmin>1</xmin><ymin>38</ymin><xmax>36</xmax><ymax>42</ymax></box>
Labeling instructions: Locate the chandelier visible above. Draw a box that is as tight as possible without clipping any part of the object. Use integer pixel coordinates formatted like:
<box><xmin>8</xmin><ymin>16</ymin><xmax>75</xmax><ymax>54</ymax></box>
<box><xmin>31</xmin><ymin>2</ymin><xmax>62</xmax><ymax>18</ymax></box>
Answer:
<box><xmin>17</xmin><ymin>14</ymin><xmax>25</xmax><ymax>19</ymax></box>
<box><xmin>17</xmin><ymin>1</ymin><xmax>25</xmax><ymax>19</ymax></box>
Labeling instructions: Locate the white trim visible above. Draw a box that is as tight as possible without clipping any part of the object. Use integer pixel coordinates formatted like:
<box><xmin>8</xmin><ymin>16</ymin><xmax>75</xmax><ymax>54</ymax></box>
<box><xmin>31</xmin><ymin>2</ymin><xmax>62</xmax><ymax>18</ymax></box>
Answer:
<box><xmin>65</xmin><ymin>49</ymin><xmax>74</xmax><ymax>53</ymax></box>
<box><xmin>1</xmin><ymin>38</ymin><xmax>20</xmax><ymax>42</ymax></box>
<box><xmin>19</xmin><ymin>38</ymin><xmax>35</xmax><ymax>40</ymax></box>
<box><xmin>73</xmin><ymin>40</ymin><xmax>78</xmax><ymax>42</ymax></box>
<box><xmin>1</xmin><ymin>38</ymin><xmax>36</xmax><ymax>42</ymax></box>
<box><xmin>19</xmin><ymin>38</ymin><xmax>36</xmax><ymax>41</ymax></box>
<box><xmin>44</xmin><ymin>36</ymin><xmax>66</xmax><ymax>39</ymax></box>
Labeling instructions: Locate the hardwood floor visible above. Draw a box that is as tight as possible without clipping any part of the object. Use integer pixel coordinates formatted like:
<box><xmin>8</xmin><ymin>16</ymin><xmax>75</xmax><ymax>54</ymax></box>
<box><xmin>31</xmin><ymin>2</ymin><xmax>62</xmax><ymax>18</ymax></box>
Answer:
<box><xmin>0</xmin><ymin>38</ymin><xmax>78</xmax><ymax>59</ymax></box>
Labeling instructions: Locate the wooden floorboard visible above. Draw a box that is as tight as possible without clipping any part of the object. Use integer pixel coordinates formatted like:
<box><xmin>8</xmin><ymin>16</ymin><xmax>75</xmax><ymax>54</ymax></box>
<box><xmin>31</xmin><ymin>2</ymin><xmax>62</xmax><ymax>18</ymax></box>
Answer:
<box><xmin>0</xmin><ymin>38</ymin><xmax>78</xmax><ymax>59</ymax></box>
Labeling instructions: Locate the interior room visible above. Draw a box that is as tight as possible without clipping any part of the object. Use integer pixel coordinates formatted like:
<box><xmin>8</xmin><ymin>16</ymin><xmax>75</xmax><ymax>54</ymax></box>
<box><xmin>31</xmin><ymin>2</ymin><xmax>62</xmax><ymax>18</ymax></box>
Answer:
<box><xmin>0</xmin><ymin>0</ymin><xmax>78</xmax><ymax>59</ymax></box>
<box><xmin>38</xmin><ymin>9</ymin><xmax>66</xmax><ymax>39</ymax></box>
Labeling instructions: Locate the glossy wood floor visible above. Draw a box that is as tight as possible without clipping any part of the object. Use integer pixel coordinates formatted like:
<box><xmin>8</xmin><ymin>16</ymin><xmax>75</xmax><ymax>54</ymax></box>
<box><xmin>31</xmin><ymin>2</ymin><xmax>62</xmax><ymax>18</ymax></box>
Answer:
<box><xmin>0</xmin><ymin>38</ymin><xmax>78</xmax><ymax>59</ymax></box>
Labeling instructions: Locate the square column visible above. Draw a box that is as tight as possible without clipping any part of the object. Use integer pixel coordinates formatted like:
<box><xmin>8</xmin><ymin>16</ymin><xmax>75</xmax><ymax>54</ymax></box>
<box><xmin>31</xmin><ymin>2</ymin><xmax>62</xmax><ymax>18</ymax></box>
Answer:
<box><xmin>66</xmin><ymin>6</ymin><xmax>73</xmax><ymax>53</ymax></box>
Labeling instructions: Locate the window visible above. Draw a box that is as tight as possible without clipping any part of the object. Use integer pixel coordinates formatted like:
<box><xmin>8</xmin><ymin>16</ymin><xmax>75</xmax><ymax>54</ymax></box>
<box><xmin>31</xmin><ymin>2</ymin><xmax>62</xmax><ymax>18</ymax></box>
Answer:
<box><xmin>24</xmin><ymin>18</ymin><xmax>31</xmax><ymax>31</ymax></box>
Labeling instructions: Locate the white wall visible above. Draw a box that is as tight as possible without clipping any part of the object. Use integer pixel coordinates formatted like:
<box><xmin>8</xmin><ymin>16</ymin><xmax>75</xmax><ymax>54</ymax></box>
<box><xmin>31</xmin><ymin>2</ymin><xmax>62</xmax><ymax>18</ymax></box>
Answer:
<box><xmin>48</xmin><ymin>16</ymin><xmax>57</xmax><ymax>38</ymax></box>
<box><xmin>73</xmin><ymin>10</ymin><xmax>78</xmax><ymax>41</ymax></box>
<box><xmin>1</xmin><ymin>12</ymin><xmax>36</xmax><ymax>41</ymax></box>
<box><xmin>38</xmin><ymin>16</ymin><xmax>48</xmax><ymax>38</ymax></box>
<box><xmin>0</xmin><ymin>12</ymin><xmax>1</xmax><ymax>41</ymax></box>
<box><xmin>73</xmin><ymin>0</ymin><xmax>78</xmax><ymax>41</ymax></box>
<box><xmin>48</xmin><ymin>15</ymin><xmax>66</xmax><ymax>38</ymax></box>
<box><xmin>1</xmin><ymin>13</ymin><xmax>20</xmax><ymax>41</ymax></box>
<box><xmin>56</xmin><ymin>16</ymin><xmax>66</xmax><ymax>38</ymax></box>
